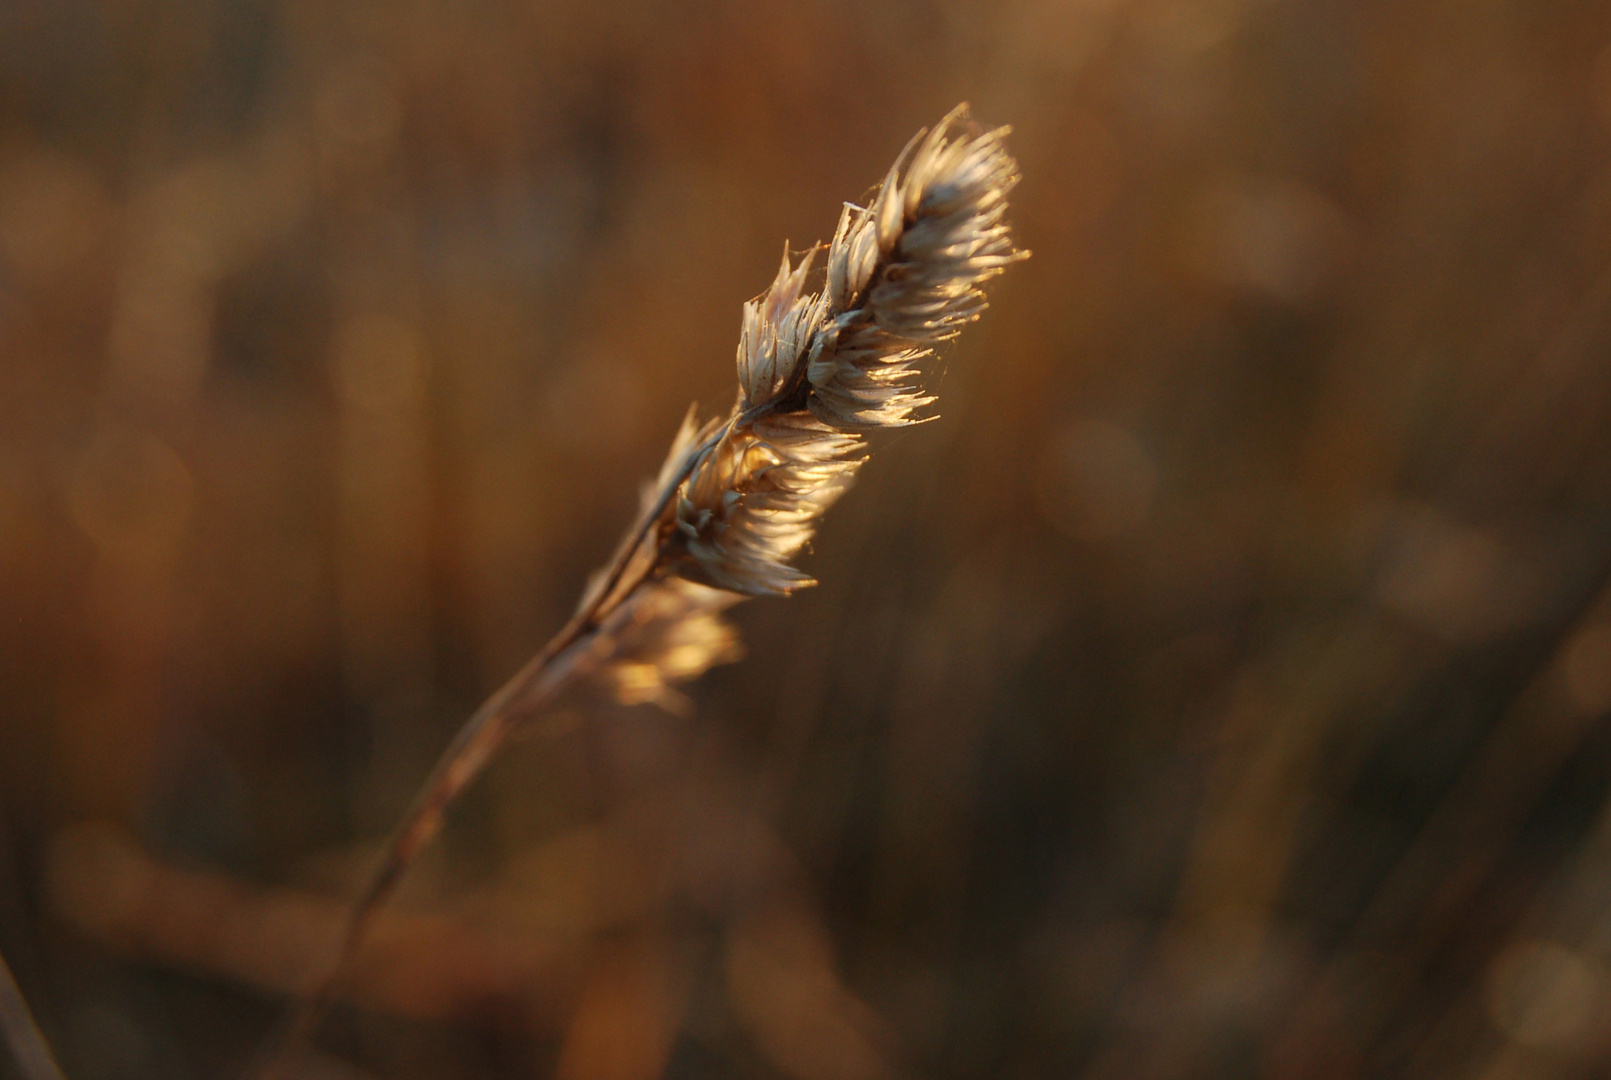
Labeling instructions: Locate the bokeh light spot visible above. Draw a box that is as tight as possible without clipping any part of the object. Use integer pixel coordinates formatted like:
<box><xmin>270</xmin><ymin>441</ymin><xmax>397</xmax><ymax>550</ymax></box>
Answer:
<box><xmin>66</xmin><ymin>428</ymin><xmax>194</xmax><ymax>562</ymax></box>
<box><xmin>1485</xmin><ymin>939</ymin><xmax>1601</xmax><ymax>1050</ymax></box>
<box><xmin>1036</xmin><ymin>419</ymin><xmax>1158</xmax><ymax>540</ymax></box>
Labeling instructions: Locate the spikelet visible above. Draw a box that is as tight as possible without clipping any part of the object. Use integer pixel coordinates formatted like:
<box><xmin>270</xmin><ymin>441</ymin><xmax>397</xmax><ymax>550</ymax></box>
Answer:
<box><xmin>669</xmin><ymin>414</ymin><xmax>864</xmax><ymax>596</ymax></box>
<box><xmin>737</xmin><ymin>246</ymin><xmax>829</xmax><ymax>408</ymax></box>
<box><xmin>596</xmin><ymin>577</ymin><xmax>743</xmax><ymax>710</ymax></box>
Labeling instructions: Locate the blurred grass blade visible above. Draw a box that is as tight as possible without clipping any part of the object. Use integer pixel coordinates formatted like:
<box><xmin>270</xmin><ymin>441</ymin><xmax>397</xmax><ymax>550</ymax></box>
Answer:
<box><xmin>0</xmin><ymin>949</ymin><xmax>65</xmax><ymax>1080</ymax></box>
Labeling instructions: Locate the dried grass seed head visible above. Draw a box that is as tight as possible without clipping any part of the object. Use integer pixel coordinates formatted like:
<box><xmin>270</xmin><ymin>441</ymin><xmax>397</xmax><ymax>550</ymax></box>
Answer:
<box><xmin>613</xmin><ymin>103</ymin><xmax>1023</xmax><ymax>678</ymax></box>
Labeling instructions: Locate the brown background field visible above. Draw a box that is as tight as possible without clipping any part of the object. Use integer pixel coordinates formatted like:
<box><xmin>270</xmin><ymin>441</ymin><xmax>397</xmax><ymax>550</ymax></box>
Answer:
<box><xmin>6</xmin><ymin>0</ymin><xmax>1611</xmax><ymax>1077</ymax></box>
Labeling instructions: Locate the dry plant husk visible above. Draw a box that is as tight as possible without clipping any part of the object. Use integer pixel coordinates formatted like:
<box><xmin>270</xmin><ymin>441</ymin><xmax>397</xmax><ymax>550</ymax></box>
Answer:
<box><xmin>272</xmin><ymin>103</ymin><xmax>1025</xmax><ymax>1065</ymax></box>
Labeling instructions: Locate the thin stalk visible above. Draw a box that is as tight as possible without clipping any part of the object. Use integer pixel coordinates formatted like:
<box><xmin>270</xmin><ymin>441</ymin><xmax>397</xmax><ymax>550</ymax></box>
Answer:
<box><xmin>268</xmin><ymin>428</ymin><xmax>721</xmax><ymax>1067</ymax></box>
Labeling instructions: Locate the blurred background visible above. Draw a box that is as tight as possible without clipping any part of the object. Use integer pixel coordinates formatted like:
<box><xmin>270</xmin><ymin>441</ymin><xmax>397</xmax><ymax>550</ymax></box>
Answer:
<box><xmin>5</xmin><ymin>0</ymin><xmax>1611</xmax><ymax>1077</ymax></box>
